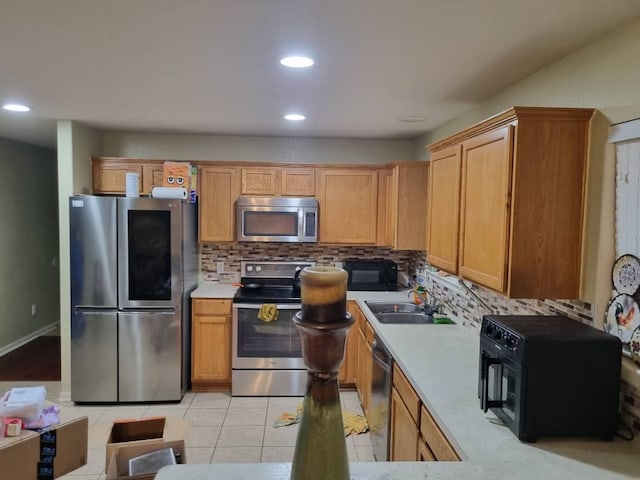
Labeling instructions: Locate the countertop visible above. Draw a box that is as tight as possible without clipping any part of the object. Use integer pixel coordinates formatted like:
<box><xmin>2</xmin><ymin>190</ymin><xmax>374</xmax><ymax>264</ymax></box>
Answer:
<box><xmin>179</xmin><ymin>285</ymin><xmax>640</xmax><ymax>479</ymax></box>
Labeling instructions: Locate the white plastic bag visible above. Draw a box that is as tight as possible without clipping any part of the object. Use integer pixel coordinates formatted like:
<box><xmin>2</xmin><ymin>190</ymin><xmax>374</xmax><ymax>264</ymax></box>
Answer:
<box><xmin>0</xmin><ymin>385</ymin><xmax>47</xmax><ymax>421</ymax></box>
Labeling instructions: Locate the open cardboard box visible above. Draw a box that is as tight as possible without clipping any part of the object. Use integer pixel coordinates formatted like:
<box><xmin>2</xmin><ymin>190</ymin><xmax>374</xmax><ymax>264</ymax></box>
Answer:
<box><xmin>0</xmin><ymin>416</ymin><xmax>88</xmax><ymax>480</ymax></box>
<box><xmin>106</xmin><ymin>439</ymin><xmax>186</xmax><ymax>480</ymax></box>
<box><xmin>104</xmin><ymin>416</ymin><xmax>188</xmax><ymax>471</ymax></box>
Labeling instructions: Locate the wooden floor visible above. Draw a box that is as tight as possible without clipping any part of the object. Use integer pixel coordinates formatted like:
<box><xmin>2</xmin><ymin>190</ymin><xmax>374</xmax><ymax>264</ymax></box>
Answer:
<box><xmin>0</xmin><ymin>335</ymin><xmax>61</xmax><ymax>381</ymax></box>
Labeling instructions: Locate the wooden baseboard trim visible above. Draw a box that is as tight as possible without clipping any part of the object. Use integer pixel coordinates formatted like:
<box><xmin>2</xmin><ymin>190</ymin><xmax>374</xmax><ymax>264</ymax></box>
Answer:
<box><xmin>0</xmin><ymin>322</ymin><xmax>60</xmax><ymax>357</ymax></box>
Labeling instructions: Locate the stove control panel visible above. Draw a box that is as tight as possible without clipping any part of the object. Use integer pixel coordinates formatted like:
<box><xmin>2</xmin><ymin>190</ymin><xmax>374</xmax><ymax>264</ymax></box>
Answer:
<box><xmin>241</xmin><ymin>261</ymin><xmax>315</xmax><ymax>278</ymax></box>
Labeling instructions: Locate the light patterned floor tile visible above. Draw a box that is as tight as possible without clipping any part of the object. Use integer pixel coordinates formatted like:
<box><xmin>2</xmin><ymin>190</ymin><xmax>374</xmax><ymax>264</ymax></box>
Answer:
<box><xmin>229</xmin><ymin>396</ymin><xmax>268</xmax><ymax>409</ymax></box>
<box><xmin>142</xmin><ymin>406</ymin><xmax>188</xmax><ymax>418</ymax></box>
<box><xmin>189</xmin><ymin>392</ymin><xmax>231</xmax><ymax>409</ymax></box>
<box><xmin>356</xmin><ymin>445</ymin><xmax>376</xmax><ymax>462</ymax></box>
<box><xmin>185</xmin><ymin>447</ymin><xmax>214</xmax><ymax>464</ymax></box>
<box><xmin>184</xmin><ymin>407</ymin><xmax>227</xmax><ymax>426</ymax></box>
<box><xmin>217</xmin><ymin>425</ymin><xmax>265</xmax><ymax>447</ymax></box>
<box><xmin>352</xmin><ymin>431</ymin><xmax>373</xmax><ymax>446</ymax></box>
<box><xmin>223</xmin><ymin>408</ymin><xmax>267</xmax><ymax>426</ymax></box>
<box><xmin>185</xmin><ymin>425</ymin><xmax>222</xmax><ymax>448</ymax></box>
<box><xmin>96</xmin><ymin>407</ymin><xmax>149</xmax><ymax>423</ymax></box>
<box><xmin>211</xmin><ymin>446</ymin><xmax>263</xmax><ymax>464</ymax></box>
<box><xmin>263</xmin><ymin>424</ymin><xmax>299</xmax><ymax>447</ymax></box>
<box><xmin>261</xmin><ymin>446</ymin><xmax>295</xmax><ymax>463</ymax></box>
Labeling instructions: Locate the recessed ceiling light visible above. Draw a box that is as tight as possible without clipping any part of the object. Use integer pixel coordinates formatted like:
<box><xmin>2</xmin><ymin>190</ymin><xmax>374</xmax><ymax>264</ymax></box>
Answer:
<box><xmin>284</xmin><ymin>114</ymin><xmax>306</xmax><ymax>121</ymax></box>
<box><xmin>398</xmin><ymin>115</ymin><xmax>425</xmax><ymax>123</ymax></box>
<box><xmin>2</xmin><ymin>103</ymin><xmax>31</xmax><ymax>112</ymax></box>
<box><xmin>280</xmin><ymin>56</ymin><xmax>314</xmax><ymax>68</ymax></box>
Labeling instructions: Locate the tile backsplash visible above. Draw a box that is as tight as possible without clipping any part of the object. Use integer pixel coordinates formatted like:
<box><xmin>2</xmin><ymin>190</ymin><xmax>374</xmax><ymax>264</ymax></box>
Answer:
<box><xmin>200</xmin><ymin>243</ymin><xmax>422</xmax><ymax>283</ymax></box>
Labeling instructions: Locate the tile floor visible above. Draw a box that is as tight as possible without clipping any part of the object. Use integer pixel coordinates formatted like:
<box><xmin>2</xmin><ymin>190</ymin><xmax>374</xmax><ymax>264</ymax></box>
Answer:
<box><xmin>0</xmin><ymin>381</ymin><xmax>374</xmax><ymax>480</ymax></box>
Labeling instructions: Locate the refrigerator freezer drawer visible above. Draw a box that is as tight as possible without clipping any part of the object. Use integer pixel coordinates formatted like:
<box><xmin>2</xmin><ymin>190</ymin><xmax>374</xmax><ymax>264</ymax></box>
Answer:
<box><xmin>71</xmin><ymin>309</ymin><xmax>118</xmax><ymax>402</ymax></box>
<box><xmin>118</xmin><ymin>310</ymin><xmax>182</xmax><ymax>402</ymax></box>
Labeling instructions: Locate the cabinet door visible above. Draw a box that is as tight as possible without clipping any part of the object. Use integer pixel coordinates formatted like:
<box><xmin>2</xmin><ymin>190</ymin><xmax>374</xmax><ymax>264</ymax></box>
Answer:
<box><xmin>376</xmin><ymin>168</ymin><xmax>391</xmax><ymax>246</ymax></box>
<box><xmin>339</xmin><ymin>301</ymin><xmax>360</xmax><ymax>385</ymax></box>
<box><xmin>93</xmin><ymin>160</ymin><xmax>142</xmax><ymax>194</ymax></box>
<box><xmin>282</xmin><ymin>168</ymin><xmax>315</xmax><ymax>196</ymax></box>
<box><xmin>390</xmin><ymin>387</ymin><xmax>419</xmax><ymax>461</ymax></box>
<box><xmin>241</xmin><ymin>167</ymin><xmax>278</xmax><ymax>195</ymax></box>
<box><xmin>317</xmin><ymin>168</ymin><xmax>378</xmax><ymax>244</ymax></box>
<box><xmin>142</xmin><ymin>164</ymin><xmax>165</xmax><ymax>195</ymax></box>
<box><xmin>420</xmin><ymin>404</ymin><xmax>460</xmax><ymax>461</ymax></box>
<box><xmin>392</xmin><ymin>163</ymin><xmax>429</xmax><ymax>250</ymax></box>
<box><xmin>192</xmin><ymin>300</ymin><xmax>232</xmax><ymax>382</ymax></box>
<box><xmin>199</xmin><ymin>167</ymin><xmax>240</xmax><ymax>242</ymax></box>
<box><xmin>418</xmin><ymin>440</ymin><xmax>436</xmax><ymax>461</ymax></box>
<box><xmin>427</xmin><ymin>146</ymin><xmax>462</xmax><ymax>273</ymax></box>
<box><xmin>459</xmin><ymin>126</ymin><xmax>513</xmax><ymax>292</ymax></box>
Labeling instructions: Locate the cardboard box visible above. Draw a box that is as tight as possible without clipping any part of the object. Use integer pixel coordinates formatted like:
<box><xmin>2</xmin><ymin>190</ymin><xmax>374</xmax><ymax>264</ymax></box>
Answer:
<box><xmin>105</xmin><ymin>439</ymin><xmax>186</xmax><ymax>480</ymax></box>
<box><xmin>105</xmin><ymin>417</ymin><xmax>187</xmax><ymax>471</ymax></box>
<box><xmin>0</xmin><ymin>416</ymin><xmax>88</xmax><ymax>480</ymax></box>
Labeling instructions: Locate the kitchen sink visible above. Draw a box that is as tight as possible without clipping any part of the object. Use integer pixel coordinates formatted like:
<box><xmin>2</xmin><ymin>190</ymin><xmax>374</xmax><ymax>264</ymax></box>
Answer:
<box><xmin>365</xmin><ymin>302</ymin><xmax>423</xmax><ymax>314</ymax></box>
<box><xmin>365</xmin><ymin>301</ymin><xmax>455</xmax><ymax>325</ymax></box>
<box><xmin>376</xmin><ymin>312</ymin><xmax>435</xmax><ymax>324</ymax></box>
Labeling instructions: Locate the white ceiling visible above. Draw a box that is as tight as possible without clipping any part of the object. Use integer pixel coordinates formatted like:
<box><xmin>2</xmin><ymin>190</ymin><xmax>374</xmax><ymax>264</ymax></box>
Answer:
<box><xmin>1</xmin><ymin>0</ymin><xmax>640</xmax><ymax>149</ymax></box>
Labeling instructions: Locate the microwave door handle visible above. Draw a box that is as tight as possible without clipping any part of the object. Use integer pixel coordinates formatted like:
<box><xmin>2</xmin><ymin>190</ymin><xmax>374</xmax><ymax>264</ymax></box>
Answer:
<box><xmin>481</xmin><ymin>351</ymin><xmax>503</xmax><ymax>413</ymax></box>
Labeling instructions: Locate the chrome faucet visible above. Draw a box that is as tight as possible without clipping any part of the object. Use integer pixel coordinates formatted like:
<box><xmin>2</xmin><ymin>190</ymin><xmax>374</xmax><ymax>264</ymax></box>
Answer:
<box><xmin>407</xmin><ymin>286</ymin><xmax>444</xmax><ymax>314</ymax></box>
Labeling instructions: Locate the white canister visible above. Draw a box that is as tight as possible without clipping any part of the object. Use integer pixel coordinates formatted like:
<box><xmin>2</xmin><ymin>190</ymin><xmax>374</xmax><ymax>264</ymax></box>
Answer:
<box><xmin>125</xmin><ymin>172</ymin><xmax>140</xmax><ymax>197</ymax></box>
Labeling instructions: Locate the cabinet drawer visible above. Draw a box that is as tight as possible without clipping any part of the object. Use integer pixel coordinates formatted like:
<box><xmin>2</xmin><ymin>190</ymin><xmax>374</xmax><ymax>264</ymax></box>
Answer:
<box><xmin>393</xmin><ymin>363</ymin><xmax>420</xmax><ymax>423</ymax></box>
<box><xmin>420</xmin><ymin>404</ymin><xmax>460</xmax><ymax>461</ymax></box>
<box><xmin>193</xmin><ymin>299</ymin><xmax>232</xmax><ymax>315</ymax></box>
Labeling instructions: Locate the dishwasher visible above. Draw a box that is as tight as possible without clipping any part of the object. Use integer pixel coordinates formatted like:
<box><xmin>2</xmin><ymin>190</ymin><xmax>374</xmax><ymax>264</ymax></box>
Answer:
<box><xmin>370</xmin><ymin>334</ymin><xmax>393</xmax><ymax>461</ymax></box>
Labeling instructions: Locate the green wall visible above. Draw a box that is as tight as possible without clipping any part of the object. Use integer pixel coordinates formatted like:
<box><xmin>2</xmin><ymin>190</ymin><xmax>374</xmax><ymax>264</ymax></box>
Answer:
<box><xmin>0</xmin><ymin>137</ymin><xmax>59</xmax><ymax>349</ymax></box>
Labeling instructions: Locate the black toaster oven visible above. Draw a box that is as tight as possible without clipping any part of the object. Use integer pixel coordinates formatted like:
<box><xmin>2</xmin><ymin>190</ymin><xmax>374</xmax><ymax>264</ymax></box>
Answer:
<box><xmin>479</xmin><ymin>315</ymin><xmax>621</xmax><ymax>442</ymax></box>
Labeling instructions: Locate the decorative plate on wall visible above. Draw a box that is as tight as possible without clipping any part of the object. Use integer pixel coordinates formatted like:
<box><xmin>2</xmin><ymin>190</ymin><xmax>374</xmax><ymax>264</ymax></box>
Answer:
<box><xmin>605</xmin><ymin>293</ymin><xmax>639</xmax><ymax>344</ymax></box>
<box><xmin>612</xmin><ymin>254</ymin><xmax>640</xmax><ymax>296</ymax></box>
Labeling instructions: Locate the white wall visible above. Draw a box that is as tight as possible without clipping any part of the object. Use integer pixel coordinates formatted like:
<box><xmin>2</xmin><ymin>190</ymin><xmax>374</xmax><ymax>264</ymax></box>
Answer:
<box><xmin>413</xmin><ymin>16</ymin><xmax>640</xmax><ymax>330</ymax></box>
<box><xmin>101</xmin><ymin>132</ymin><xmax>413</xmax><ymax>164</ymax></box>
<box><xmin>0</xmin><ymin>137</ymin><xmax>58</xmax><ymax>351</ymax></box>
<box><xmin>57</xmin><ymin>120</ymin><xmax>101</xmax><ymax>399</ymax></box>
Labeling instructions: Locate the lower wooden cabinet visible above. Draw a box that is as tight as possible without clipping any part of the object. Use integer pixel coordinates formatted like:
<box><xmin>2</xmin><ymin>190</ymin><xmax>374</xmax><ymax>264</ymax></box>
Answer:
<box><xmin>339</xmin><ymin>301</ymin><xmax>360</xmax><ymax>385</ymax></box>
<box><xmin>390</xmin><ymin>363</ymin><xmax>460</xmax><ymax>462</ymax></box>
<box><xmin>191</xmin><ymin>298</ymin><xmax>232</xmax><ymax>390</ymax></box>
<box><xmin>352</xmin><ymin>304</ymin><xmax>372</xmax><ymax>415</ymax></box>
<box><xmin>420</xmin><ymin>404</ymin><xmax>460</xmax><ymax>461</ymax></box>
<box><xmin>390</xmin><ymin>387</ymin><xmax>420</xmax><ymax>461</ymax></box>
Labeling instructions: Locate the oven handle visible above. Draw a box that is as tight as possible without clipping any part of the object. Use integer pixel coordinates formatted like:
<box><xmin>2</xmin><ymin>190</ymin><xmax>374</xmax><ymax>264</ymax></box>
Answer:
<box><xmin>232</xmin><ymin>303</ymin><xmax>303</xmax><ymax>311</ymax></box>
<box><xmin>480</xmin><ymin>350</ymin><xmax>504</xmax><ymax>413</ymax></box>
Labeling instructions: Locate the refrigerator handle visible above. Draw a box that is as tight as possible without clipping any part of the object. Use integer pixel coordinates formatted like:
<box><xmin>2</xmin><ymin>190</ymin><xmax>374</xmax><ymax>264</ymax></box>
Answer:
<box><xmin>118</xmin><ymin>307</ymin><xmax>176</xmax><ymax>313</ymax></box>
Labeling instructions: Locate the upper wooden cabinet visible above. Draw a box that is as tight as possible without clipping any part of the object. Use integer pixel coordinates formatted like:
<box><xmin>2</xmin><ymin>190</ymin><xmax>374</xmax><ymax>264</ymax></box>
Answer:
<box><xmin>199</xmin><ymin>166</ymin><xmax>240</xmax><ymax>242</ymax></box>
<box><xmin>427</xmin><ymin>146</ymin><xmax>462</xmax><ymax>272</ymax></box>
<box><xmin>240</xmin><ymin>166</ymin><xmax>315</xmax><ymax>196</ymax></box>
<box><xmin>281</xmin><ymin>167</ymin><xmax>315</xmax><ymax>196</ymax></box>
<box><xmin>142</xmin><ymin>163</ymin><xmax>165</xmax><ymax>195</ymax></box>
<box><xmin>241</xmin><ymin>167</ymin><xmax>278</xmax><ymax>195</ymax></box>
<box><xmin>384</xmin><ymin>162</ymin><xmax>429</xmax><ymax>250</ymax></box>
<box><xmin>316</xmin><ymin>168</ymin><xmax>379</xmax><ymax>244</ymax></box>
<box><xmin>92</xmin><ymin>157</ymin><xmax>143</xmax><ymax>194</ymax></box>
<box><xmin>427</xmin><ymin>107</ymin><xmax>594</xmax><ymax>298</ymax></box>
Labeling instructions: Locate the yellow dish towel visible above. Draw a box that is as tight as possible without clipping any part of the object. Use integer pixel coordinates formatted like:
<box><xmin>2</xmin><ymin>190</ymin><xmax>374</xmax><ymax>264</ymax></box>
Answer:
<box><xmin>273</xmin><ymin>403</ymin><xmax>369</xmax><ymax>436</ymax></box>
<box><xmin>257</xmin><ymin>303</ymin><xmax>278</xmax><ymax>322</ymax></box>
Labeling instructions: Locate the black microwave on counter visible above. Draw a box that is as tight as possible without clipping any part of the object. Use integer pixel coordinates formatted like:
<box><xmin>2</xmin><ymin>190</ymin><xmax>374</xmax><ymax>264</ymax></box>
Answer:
<box><xmin>343</xmin><ymin>259</ymin><xmax>398</xmax><ymax>291</ymax></box>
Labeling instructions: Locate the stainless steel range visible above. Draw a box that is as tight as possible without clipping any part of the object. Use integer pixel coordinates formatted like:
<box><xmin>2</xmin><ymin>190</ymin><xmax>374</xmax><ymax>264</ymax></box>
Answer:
<box><xmin>232</xmin><ymin>260</ymin><xmax>314</xmax><ymax>396</ymax></box>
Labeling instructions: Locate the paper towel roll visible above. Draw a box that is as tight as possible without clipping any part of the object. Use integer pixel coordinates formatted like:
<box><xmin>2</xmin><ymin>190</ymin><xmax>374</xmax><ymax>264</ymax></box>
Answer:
<box><xmin>152</xmin><ymin>187</ymin><xmax>188</xmax><ymax>199</ymax></box>
<box><xmin>125</xmin><ymin>172</ymin><xmax>139</xmax><ymax>197</ymax></box>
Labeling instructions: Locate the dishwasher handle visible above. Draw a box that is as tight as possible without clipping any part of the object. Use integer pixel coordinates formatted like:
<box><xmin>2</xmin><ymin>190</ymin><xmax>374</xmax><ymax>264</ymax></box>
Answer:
<box><xmin>372</xmin><ymin>338</ymin><xmax>392</xmax><ymax>371</ymax></box>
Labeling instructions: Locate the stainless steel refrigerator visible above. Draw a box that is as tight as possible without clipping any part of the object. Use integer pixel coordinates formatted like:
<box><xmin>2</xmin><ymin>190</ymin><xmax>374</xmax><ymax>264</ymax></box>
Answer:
<box><xmin>69</xmin><ymin>195</ymin><xmax>197</xmax><ymax>402</ymax></box>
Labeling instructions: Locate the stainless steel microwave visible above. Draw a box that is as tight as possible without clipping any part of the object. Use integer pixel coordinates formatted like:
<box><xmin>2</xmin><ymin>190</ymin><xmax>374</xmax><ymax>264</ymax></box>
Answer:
<box><xmin>236</xmin><ymin>196</ymin><xmax>318</xmax><ymax>242</ymax></box>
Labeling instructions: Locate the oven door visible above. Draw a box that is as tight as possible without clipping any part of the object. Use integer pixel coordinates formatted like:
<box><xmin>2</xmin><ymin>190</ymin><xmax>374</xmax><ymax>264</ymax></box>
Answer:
<box><xmin>232</xmin><ymin>303</ymin><xmax>305</xmax><ymax>369</ymax></box>
<box><xmin>479</xmin><ymin>345</ymin><xmax>522</xmax><ymax>431</ymax></box>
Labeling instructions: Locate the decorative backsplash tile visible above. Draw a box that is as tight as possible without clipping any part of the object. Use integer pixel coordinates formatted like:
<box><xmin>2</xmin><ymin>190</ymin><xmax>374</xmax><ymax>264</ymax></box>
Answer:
<box><xmin>200</xmin><ymin>243</ymin><xmax>422</xmax><ymax>283</ymax></box>
<box><xmin>620</xmin><ymin>379</ymin><xmax>640</xmax><ymax>434</ymax></box>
